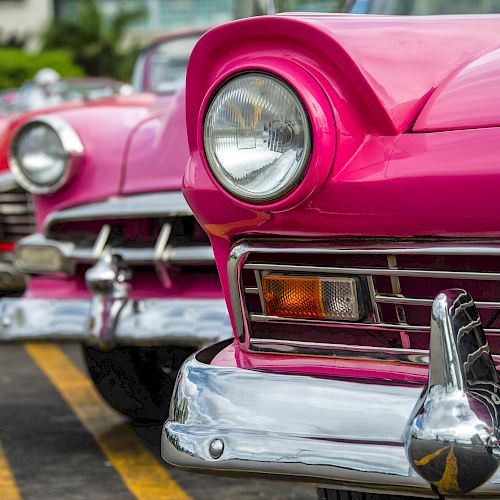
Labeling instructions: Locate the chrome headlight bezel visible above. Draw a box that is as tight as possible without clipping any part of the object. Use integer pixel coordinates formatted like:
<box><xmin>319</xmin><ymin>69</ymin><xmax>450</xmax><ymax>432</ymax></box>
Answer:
<box><xmin>203</xmin><ymin>71</ymin><xmax>312</xmax><ymax>204</ymax></box>
<box><xmin>9</xmin><ymin>115</ymin><xmax>84</xmax><ymax>194</ymax></box>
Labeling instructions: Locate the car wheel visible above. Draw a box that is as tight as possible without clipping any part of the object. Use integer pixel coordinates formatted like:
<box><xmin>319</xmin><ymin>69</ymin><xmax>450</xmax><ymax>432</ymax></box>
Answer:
<box><xmin>316</xmin><ymin>489</ymin><xmax>413</xmax><ymax>500</ymax></box>
<box><xmin>82</xmin><ymin>344</ymin><xmax>195</xmax><ymax>422</ymax></box>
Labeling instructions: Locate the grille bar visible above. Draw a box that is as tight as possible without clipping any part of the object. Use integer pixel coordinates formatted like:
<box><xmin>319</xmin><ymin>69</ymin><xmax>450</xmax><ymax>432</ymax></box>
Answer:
<box><xmin>249</xmin><ymin>313</ymin><xmax>500</xmax><ymax>335</ymax></box>
<box><xmin>244</xmin><ymin>262</ymin><xmax>500</xmax><ymax>281</ymax></box>
<box><xmin>0</xmin><ymin>181</ymin><xmax>34</xmax><ymax>241</ymax></box>
<box><xmin>232</xmin><ymin>240</ymin><xmax>500</xmax><ymax>364</ymax></box>
<box><xmin>376</xmin><ymin>294</ymin><xmax>500</xmax><ymax>309</ymax></box>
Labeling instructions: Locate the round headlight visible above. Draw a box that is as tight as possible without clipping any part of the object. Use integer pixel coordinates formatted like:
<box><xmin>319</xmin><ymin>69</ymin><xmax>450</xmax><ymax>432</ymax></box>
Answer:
<box><xmin>9</xmin><ymin>116</ymin><xmax>83</xmax><ymax>194</ymax></box>
<box><xmin>203</xmin><ymin>72</ymin><xmax>311</xmax><ymax>203</ymax></box>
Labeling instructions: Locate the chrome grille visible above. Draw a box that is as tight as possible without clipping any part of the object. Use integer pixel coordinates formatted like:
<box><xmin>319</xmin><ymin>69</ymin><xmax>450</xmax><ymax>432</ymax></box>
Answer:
<box><xmin>0</xmin><ymin>186</ymin><xmax>35</xmax><ymax>241</ymax></box>
<box><xmin>229</xmin><ymin>240</ymin><xmax>500</xmax><ymax>363</ymax></box>
<box><xmin>16</xmin><ymin>192</ymin><xmax>215</xmax><ymax>285</ymax></box>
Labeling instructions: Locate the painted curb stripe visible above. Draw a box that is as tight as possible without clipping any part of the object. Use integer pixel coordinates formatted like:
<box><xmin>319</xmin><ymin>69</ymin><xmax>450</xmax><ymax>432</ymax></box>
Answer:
<box><xmin>25</xmin><ymin>343</ymin><xmax>190</xmax><ymax>500</ymax></box>
<box><xmin>0</xmin><ymin>442</ymin><xmax>21</xmax><ymax>500</ymax></box>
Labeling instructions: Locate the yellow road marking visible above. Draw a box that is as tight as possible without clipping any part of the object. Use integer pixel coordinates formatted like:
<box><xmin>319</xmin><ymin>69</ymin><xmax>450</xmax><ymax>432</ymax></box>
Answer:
<box><xmin>0</xmin><ymin>442</ymin><xmax>21</xmax><ymax>500</ymax></box>
<box><xmin>433</xmin><ymin>446</ymin><xmax>459</xmax><ymax>493</ymax></box>
<box><xmin>25</xmin><ymin>343</ymin><xmax>190</xmax><ymax>500</ymax></box>
<box><xmin>413</xmin><ymin>445</ymin><xmax>449</xmax><ymax>467</ymax></box>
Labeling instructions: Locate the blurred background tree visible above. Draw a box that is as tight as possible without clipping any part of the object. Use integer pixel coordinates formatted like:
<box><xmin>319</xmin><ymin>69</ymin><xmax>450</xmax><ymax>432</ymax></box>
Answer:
<box><xmin>275</xmin><ymin>0</ymin><xmax>349</xmax><ymax>11</ymax></box>
<box><xmin>43</xmin><ymin>0</ymin><xmax>145</xmax><ymax>81</ymax></box>
<box><xmin>235</xmin><ymin>0</ymin><xmax>348</xmax><ymax>16</ymax></box>
<box><xmin>0</xmin><ymin>47</ymin><xmax>83</xmax><ymax>89</ymax></box>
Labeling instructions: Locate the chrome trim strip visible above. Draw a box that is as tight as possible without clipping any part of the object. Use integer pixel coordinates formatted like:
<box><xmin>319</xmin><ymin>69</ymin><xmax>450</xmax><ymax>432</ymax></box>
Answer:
<box><xmin>231</xmin><ymin>239</ymin><xmax>500</xmax><ymax>256</ymax></box>
<box><xmin>162</xmin><ymin>340</ymin><xmax>436</xmax><ymax>496</ymax></box>
<box><xmin>44</xmin><ymin>191</ymin><xmax>192</xmax><ymax>231</ymax></box>
<box><xmin>248</xmin><ymin>313</ymin><xmax>500</xmax><ymax>335</ymax></box>
<box><xmin>249</xmin><ymin>312</ymin><xmax>428</xmax><ymax>331</ymax></box>
<box><xmin>249</xmin><ymin>337</ymin><xmax>500</xmax><ymax>367</ymax></box>
<box><xmin>0</xmin><ymin>297</ymin><xmax>231</xmax><ymax>345</ymax></box>
<box><xmin>244</xmin><ymin>262</ymin><xmax>500</xmax><ymax>281</ymax></box>
<box><xmin>14</xmin><ymin>232</ymin><xmax>214</xmax><ymax>274</ymax></box>
<box><xmin>249</xmin><ymin>338</ymin><xmax>430</xmax><ymax>364</ymax></box>
<box><xmin>376</xmin><ymin>294</ymin><xmax>500</xmax><ymax>309</ymax></box>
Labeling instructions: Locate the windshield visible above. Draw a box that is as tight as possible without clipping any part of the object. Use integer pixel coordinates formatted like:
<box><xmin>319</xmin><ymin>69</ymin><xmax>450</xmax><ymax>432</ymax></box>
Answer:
<box><xmin>149</xmin><ymin>34</ymin><xmax>201</xmax><ymax>94</ymax></box>
<box><xmin>0</xmin><ymin>89</ymin><xmax>18</xmax><ymax>115</ymax></box>
<box><xmin>14</xmin><ymin>79</ymin><xmax>124</xmax><ymax>112</ymax></box>
<box><xmin>347</xmin><ymin>0</ymin><xmax>500</xmax><ymax>14</ymax></box>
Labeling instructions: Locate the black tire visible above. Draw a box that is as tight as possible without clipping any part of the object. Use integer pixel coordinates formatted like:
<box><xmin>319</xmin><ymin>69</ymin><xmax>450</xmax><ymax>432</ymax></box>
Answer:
<box><xmin>82</xmin><ymin>344</ymin><xmax>195</xmax><ymax>422</ymax></box>
<box><xmin>316</xmin><ymin>489</ymin><xmax>415</xmax><ymax>500</ymax></box>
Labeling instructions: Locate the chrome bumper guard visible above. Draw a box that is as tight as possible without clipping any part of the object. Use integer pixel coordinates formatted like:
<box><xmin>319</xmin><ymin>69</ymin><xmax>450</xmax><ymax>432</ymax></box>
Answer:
<box><xmin>163</xmin><ymin>289</ymin><xmax>500</xmax><ymax>498</ymax></box>
<box><xmin>0</xmin><ymin>296</ymin><xmax>231</xmax><ymax>346</ymax></box>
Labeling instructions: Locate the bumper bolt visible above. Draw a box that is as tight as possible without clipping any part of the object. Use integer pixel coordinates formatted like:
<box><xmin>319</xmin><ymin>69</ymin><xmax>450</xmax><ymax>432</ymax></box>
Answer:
<box><xmin>209</xmin><ymin>438</ymin><xmax>224</xmax><ymax>459</ymax></box>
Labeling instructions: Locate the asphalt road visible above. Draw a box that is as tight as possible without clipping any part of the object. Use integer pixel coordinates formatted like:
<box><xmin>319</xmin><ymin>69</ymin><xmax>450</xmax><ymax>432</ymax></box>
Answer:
<box><xmin>0</xmin><ymin>343</ymin><xmax>317</xmax><ymax>500</ymax></box>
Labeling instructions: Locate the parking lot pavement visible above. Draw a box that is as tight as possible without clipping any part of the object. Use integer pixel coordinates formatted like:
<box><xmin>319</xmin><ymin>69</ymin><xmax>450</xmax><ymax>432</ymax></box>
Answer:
<box><xmin>0</xmin><ymin>343</ymin><xmax>317</xmax><ymax>500</ymax></box>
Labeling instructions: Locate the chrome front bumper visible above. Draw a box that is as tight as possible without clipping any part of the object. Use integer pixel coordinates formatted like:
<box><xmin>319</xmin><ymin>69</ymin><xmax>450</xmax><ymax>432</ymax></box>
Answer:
<box><xmin>0</xmin><ymin>297</ymin><xmax>231</xmax><ymax>346</ymax></box>
<box><xmin>163</xmin><ymin>290</ymin><xmax>500</xmax><ymax>498</ymax></box>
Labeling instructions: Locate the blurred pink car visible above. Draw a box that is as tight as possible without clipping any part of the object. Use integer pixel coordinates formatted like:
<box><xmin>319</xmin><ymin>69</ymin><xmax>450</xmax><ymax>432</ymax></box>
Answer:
<box><xmin>1</xmin><ymin>30</ymin><xmax>231</xmax><ymax>421</ymax></box>
<box><xmin>163</xmin><ymin>13</ymin><xmax>500</xmax><ymax>499</ymax></box>
<box><xmin>0</xmin><ymin>77</ymin><xmax>127</xmax><ymax>294</ymax></box>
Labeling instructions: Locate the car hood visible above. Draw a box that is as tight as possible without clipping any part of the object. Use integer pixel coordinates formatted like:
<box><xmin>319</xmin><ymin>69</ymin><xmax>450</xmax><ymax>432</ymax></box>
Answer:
<box><xmin>413</xmin><ymin>46</ymin><xmax>500</xmax><ymax>131</ymax></box>
<box><xmin>186</xmin><ymin>14</ymin><xmax>500</xmax><ymax>138</ymax></box>
<box><xmin>121</xmin><ymin>87</ymin><xmax>188</xmax><ymax>195</ymax></box>
<box><xmin>28</xmin><ymin>93</ymin><xmax>180</xmax><ymax>225</ymax></box>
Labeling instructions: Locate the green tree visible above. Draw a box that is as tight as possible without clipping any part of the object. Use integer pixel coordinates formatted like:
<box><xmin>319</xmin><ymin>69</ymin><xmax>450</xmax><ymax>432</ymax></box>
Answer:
<box><xmin>43</xmin><ymin>0</ymin><xmax>145</xmax><ymax>80</ymax></box>
<box><xmin>234</xmin><ymin>0</ymin><xmax>349</xmax><ymax>17</ymax></box>
<box><xmin>0</xmin><ymin>47</ymin><xmax>83</xmax><ymax>89</ymax></box>
<box><xmin>275</xmin><ymin>0</ymin><xmax>349</xmax><ymax>12</ymax></box>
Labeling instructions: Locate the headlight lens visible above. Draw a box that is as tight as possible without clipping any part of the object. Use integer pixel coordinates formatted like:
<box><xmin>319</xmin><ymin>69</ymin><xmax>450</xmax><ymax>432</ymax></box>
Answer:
<box><xmin>203</xmin><ymin>72</ymin><xmax>311</xmax><ymax>203</ymax></box>
<box><xmin>9</xmin><ymin>116</ymin><xmax>83</xmax><ymax>194</ymax></box>
<box><xmin>15</xmin><ymin>124</ymin><xmax>66</xmax><ymax>185</ymax></box>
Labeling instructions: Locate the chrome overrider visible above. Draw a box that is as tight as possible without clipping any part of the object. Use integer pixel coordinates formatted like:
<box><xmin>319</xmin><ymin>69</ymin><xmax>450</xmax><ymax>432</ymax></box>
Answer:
<box><xmin>163</xmin><ymin>289</ymin><xmax>500</xmax><ymax>497</ymax></box>
<box><xmin>0</xmin><ymin>191</ymin><xmax>232</xmax><ymax>347</ymax></box>
<box><xmin>86</xmin><ymin>251</ymin><xmax>132</xmax><ymax>347</ymax></box>
<box><xmin>406</xmin><ymin>289</ymin><xmax>500</xmax><ymax>496</ymax></box>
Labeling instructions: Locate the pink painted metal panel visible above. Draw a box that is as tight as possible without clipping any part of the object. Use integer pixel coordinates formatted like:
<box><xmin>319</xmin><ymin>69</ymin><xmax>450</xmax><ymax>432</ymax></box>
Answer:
<box><xmin>183</xmin><ymin>14</ymin><xmax>500</xmax><ymax>379</ymax></box>
<box><xmin>386</xmin><ymin>127</ymin><xmax>500</xmax><ymax>235</ymax></box>
<box><xmin>186</xmin><ymin>14</ymin><xmax>500</xmax><ymax>139</ymax></box>
<box><xmin>121</xmin><ymin>89</ymin><xmax>188</xmax><ymax>194</ymax></box>
<box><xmin>26</xmin><ymin>272</ymin><xmax>223</xmax><ymax>300</ymax></box>
<box><xmin>414</xmin><ymin>47</ymin><xmax>500</xmax><ymax>131</ymax></box>
<box><xmin>33</xmin><ymin>96</ymin><xmax>155</xmax><ymax>226</ymax></box>
<box><xmin>211</xmin><ymin>340</ymin><xmax>429</xmax><ymax>383</ymax></box>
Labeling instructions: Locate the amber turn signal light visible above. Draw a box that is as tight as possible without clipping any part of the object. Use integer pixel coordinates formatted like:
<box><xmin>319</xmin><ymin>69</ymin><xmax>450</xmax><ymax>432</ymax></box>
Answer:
<box><xmin>262</xmin><ymin>274</ymin><xmax>362</xmax><ymax>321</ymax></box>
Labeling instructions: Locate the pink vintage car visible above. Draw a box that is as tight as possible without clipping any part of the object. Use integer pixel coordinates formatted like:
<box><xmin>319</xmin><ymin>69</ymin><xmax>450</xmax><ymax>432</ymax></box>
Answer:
<box><xmin>162</xmin><ymin>12</ymin><xmax>500</xmax><ymax>500</ymax></box>
<box><xmin>1</xmin><ymin>30</ymin><xmax>231</xmax><ymax>421</ymax></box>
<box><xmin>0</xmin><ymin>78</ymin><xmax>127</xmax><ymax>296</ymax></box>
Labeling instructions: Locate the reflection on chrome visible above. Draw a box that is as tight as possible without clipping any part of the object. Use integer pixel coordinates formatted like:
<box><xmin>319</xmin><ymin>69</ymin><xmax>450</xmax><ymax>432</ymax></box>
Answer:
<box><xmin>406</xmin><ymin>289</ymin><xmax>500</xmax><ymax>495</ymax></box>
<box><xmin>164</xmin><ymin>290</ymin><xmax>500</xmax><ymax>497</ymax></box>
<box><xmin>85</xmin><ymin>251</ymin><xmax>132</xmax><ymax>346</ymax></box>
<box><xmin>0</xmin><ymin>297</ymin><xmax>231</xmax><ymax>345</ymax></box>
<box><xmin>163</xmin><ymin>341</ymin><xmax>432</xmax><ymax>496</ymax></box>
